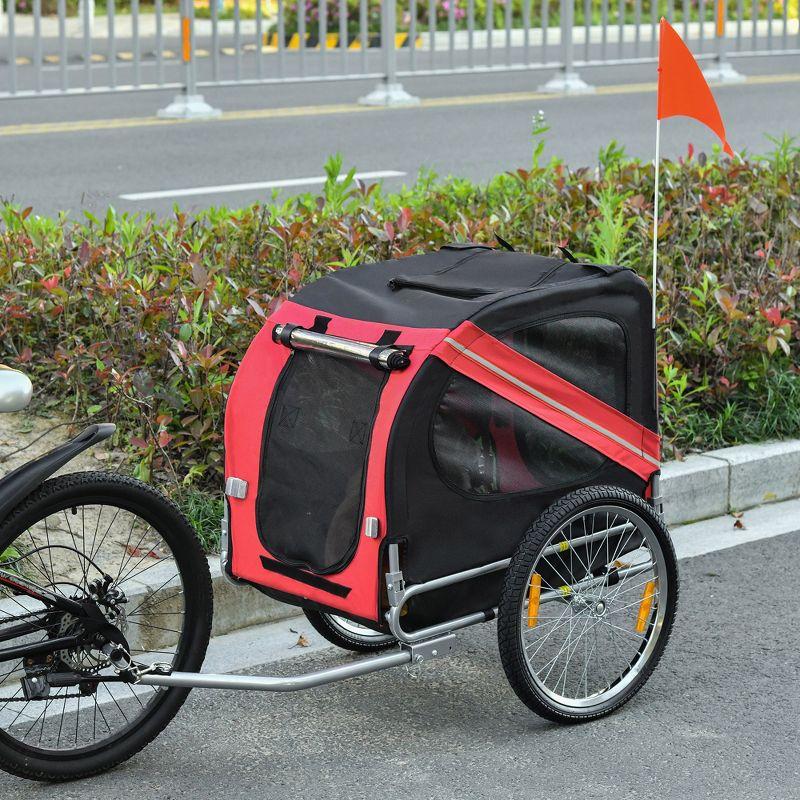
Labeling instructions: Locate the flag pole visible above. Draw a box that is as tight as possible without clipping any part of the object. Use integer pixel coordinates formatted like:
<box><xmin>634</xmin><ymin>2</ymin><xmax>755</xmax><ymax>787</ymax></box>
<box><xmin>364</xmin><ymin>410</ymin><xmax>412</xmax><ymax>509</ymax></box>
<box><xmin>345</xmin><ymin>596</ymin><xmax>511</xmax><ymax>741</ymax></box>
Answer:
<box><xmin>651</xmin><ymin>118</ymin><xmax>661</xmax><ymax>331</ymax></box>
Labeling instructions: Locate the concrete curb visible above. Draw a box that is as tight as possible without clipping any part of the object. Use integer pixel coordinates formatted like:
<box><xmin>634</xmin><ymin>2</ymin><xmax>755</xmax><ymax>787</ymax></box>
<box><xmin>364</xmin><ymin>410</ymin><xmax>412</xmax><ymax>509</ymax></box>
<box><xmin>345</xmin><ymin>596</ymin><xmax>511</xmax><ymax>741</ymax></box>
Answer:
<box><xmin>208</xmin><ymin>438</ymin><xmax>800</xmax><ymax>634</ymax></box>
<box><xmin>661</xmin><ymin>439</ymin><xmax>800</xmax><ymax>525</ymax></box>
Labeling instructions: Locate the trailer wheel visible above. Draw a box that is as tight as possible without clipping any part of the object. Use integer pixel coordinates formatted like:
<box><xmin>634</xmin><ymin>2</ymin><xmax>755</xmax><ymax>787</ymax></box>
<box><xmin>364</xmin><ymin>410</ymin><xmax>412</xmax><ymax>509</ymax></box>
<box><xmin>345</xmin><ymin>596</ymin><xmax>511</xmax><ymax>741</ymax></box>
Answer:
<box><xmin>303</xmin><ymin>610</ymin><xmax>395</xmax><ymax>653</ymax></box>
<box><xmin>497</xmin><ymin>485</ymin><xmax>678</xmax><ymax>723</ymax></box>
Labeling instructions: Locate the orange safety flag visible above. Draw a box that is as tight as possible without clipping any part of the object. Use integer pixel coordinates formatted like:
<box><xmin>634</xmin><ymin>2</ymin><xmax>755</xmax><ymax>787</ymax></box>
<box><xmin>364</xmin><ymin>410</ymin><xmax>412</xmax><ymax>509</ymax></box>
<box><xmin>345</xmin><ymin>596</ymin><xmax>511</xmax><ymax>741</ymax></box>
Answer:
<box><xmin>657</xmin><ymin>18</ymin><xmax>733</xmax><ymax>156</ymax></box>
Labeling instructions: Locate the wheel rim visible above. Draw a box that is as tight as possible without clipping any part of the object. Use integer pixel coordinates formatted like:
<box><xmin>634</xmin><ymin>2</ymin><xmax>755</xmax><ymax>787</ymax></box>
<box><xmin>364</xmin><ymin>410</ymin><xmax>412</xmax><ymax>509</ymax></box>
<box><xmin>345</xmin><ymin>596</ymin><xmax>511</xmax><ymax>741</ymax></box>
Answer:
<box><xmin>325</xmin><ymin>614</ymin><xmax>392</xmax><ymax>643</ymax></box>
<box><xmin>519</xmin><ymin>505</ymin><xmax>668</xmax><ymax>712</ymax></box>
<box><xmin>0</xmin><ymin>500</ymin><xmax>189</xmax><ymax>753</ymax></box>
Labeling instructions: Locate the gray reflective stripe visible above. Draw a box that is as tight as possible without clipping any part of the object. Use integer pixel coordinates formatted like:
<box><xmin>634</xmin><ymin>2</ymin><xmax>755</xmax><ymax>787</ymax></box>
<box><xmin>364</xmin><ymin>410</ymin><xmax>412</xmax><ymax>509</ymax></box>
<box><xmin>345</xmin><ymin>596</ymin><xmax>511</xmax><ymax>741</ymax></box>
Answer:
<box><xmin>443</xmin><ymin>337</ymin><xmax>660</xmax><ymax>469</ymax></box>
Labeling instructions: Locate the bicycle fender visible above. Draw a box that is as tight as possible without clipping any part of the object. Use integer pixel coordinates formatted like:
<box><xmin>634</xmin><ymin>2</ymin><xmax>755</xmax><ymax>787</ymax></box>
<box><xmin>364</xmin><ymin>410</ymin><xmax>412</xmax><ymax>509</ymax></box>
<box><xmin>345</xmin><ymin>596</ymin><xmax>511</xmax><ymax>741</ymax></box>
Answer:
<box><xmin>0</xmin><ymin>423</ymin><xmax>116</xmax><ymax>526</ymax></box>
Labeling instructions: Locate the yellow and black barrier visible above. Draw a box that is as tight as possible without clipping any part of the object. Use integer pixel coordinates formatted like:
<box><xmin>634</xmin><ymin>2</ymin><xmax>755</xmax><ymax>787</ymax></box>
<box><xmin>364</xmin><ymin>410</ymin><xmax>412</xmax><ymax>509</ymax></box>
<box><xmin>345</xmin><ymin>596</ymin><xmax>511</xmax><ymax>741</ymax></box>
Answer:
<box><xmin>262</xmin><ymin>31</ymin><xmax>420</xmax><ymax>50</ymax></box>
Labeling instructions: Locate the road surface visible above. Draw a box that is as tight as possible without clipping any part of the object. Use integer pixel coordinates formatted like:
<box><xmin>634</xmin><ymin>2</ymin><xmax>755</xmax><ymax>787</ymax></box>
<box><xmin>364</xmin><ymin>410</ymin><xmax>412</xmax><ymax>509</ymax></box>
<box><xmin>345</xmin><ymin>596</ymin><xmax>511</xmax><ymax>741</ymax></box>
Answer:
<box><xmin>0</xmin><ymin>53</ymin><xmax>798</xmax><ymax>216</ymax></box>
<box><xmin>0</xmin><ymin>522</ymin><xmax>798</xmax><ymax>799</ymax></box>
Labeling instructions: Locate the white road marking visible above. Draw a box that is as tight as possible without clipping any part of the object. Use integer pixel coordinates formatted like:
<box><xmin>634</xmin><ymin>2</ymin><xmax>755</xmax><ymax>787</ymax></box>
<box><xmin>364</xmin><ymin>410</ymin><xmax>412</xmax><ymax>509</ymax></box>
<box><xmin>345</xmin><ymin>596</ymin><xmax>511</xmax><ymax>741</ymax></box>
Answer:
<box><xmin>119</xmin><ymin>170</ymin><xmax>406</xmax><ymax>201</ymax></box>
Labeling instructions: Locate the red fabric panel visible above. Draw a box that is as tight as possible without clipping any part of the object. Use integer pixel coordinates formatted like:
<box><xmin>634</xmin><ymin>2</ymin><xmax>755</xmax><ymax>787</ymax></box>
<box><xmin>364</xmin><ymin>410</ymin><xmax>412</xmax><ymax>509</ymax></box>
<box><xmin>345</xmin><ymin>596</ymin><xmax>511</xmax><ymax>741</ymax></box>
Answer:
<box><xmin>225</xmin><ymin>300</ymin><xmax>448</xmax><ymax>623</ymax></box>
<box><xmin>433</xmin><ymin>321</ymin><xmax>660</xmax><ymax>481</ymax></box>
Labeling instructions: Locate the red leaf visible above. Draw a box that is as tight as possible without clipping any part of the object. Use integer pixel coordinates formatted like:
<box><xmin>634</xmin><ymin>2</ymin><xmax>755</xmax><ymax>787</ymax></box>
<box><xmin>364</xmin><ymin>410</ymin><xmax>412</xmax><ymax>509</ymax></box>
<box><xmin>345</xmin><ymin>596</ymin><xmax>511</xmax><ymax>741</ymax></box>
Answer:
<box><xmin>40</xmin><ymin>275</ymin><xmax>59</xmax><ymax>292</ymax></box>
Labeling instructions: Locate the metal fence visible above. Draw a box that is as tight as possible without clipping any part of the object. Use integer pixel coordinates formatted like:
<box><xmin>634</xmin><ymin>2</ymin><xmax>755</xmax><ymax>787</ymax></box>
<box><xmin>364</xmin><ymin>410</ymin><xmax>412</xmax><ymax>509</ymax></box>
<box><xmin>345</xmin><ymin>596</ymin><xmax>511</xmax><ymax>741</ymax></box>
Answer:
<box><xmin>1</xmin><ymin>0</ymin><xmax>798</xmax><ymax>108</ymax></box>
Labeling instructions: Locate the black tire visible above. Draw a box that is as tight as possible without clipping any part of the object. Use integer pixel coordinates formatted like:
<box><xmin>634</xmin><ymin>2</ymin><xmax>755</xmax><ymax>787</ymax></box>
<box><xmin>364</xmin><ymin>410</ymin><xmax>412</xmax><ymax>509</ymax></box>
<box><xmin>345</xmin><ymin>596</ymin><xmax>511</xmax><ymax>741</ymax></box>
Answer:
<box><xmin>302</xmin><ymin>610</ymin><xmax>394</xmax><ymax>653</ymax></box>
<box><xmin>0</xmin><ymin>472</ymin><xmax>213</xmax><ymax>781</ymax></box>
<box><xmin>497</xmin><ymin>485</ymin><xmax>678</xmax><ymax>724</ymax></box>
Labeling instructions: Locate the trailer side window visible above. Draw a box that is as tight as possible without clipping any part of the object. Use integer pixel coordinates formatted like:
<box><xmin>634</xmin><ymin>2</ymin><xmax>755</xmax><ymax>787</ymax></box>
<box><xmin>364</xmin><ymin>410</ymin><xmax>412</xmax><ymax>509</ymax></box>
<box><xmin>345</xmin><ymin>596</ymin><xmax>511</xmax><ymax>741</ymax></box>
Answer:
<box><xmin>432</xmin><ymin>316</ymin><xmax>627</xmax><ymax>495</ymax></box>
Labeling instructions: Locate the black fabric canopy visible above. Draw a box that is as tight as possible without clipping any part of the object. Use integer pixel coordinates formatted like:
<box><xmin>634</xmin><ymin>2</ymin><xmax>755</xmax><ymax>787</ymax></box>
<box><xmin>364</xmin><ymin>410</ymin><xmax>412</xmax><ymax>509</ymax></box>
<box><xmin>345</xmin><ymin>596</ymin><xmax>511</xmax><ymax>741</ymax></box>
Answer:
<box><xmin>293</xmin><ymin>244</ymin><xmax>633</xmax><ymax>330</ymax></box>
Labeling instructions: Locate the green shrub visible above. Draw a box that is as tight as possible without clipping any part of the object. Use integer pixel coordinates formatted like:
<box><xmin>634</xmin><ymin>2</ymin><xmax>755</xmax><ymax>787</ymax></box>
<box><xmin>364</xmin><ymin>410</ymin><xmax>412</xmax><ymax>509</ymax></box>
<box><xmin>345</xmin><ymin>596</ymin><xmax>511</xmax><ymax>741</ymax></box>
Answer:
<box><xmin>1</xmin><ymin>141</ymin><xmax>798</xmax><ymax>495</ymax></box>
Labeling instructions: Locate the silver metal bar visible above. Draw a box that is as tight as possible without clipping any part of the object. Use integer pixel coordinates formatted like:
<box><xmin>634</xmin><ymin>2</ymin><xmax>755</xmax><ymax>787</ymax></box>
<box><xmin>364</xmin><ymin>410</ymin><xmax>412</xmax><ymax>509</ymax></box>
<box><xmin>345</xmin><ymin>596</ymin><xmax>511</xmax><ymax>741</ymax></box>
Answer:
<box><xmin>234</xmin><ymin>0</ymin><xmax>242</xmax><ymax>80</ymax></box>
<box><xmin>538</xmin><ymin>560</ymin><xmax>654</xmax><ymax>603</ymax></box>
<box><xmin>617</xmin><ymin>0</ymin><xmax>623</xmax><ymax>59</ymax></box>
<box><xmin>7</xmin><ymin>0</ymin><xmax>17</xmax><ymax>95</ymax></box>
<box><xmin>467</xmin><ymin>0</ymin><xmax>475</xmax><ymax>68</ymax></box>
<box><xmin>782</xmin><ymin>0</ymin><xmax>787</xmax><ymax>48</ymax></box>
<box><xmin>82</xmin><ymin>0</ymin><xmax>91</xmax><ymax>90</ymax></box>
<box><xmin>272</xmin><ymin>324</ymin><xmax>409</xmax><ymax>370</ymax></box>
<box><xmin>385</xmin><ymin>0</ymin><xmax>399</xmax><ymax>84</ymax></box>
<box><xmin>541</xmin><ymin>522</ymin><xmax>635</xmax><ymax>557</ymax></box>
<box><xmin>155</xmin><ymin>0</ymin><xmax>164</xmax><ymax>85</ymax></box>
<box><xmin>388</xmin><ymin>608</ymin><xmax>495</xmax><ymax>643</ymax></box>
<box><xmin>504</xmin><ymin>0</ymin><xmax>512</xmax><ymax>65</ymax></box>
<box><xmin>405</xmin><ymin>558</ymin><xmax>510</xmax><ymax>598</ymax></box>
<box><xmin>58</xmin><ymin>0</ymin><xmax>67</xmax><ymax>92</ymax></box>
<box><xmin>139</xmin><ymin>648</ymin><xmax>412</xmax><ymax>691</ymax></box>
<box><xmin>683</xmin><ymin>0</ymin><xmax>689</xmax><ymax>42</ymax></box>
<box><xmin>522</xmin><ymin>0</ymin><xmax>530</xmax><ymax>64</ymax></box>
<box><xmin>767</xmin><ymin>0</ymin><xmax>773</xmax><ymax>50</ymax></box>
<box><xmin>699</xmin><ymin>0</ymin><xmax>705</xmax><ymax>51</ymax></box>
<box><xmin>633</xmin><ymin>0</ymin><xmax>641</xmax><ymax>57</ymax></box>
<box><xmin>319</xmin><ymin>0</ymin><xmax>327</xmax><ymax>74</ymax></box>
<box><xmin>386</xmin><ymin>557</ymin><xmax>510</xmax><ymax>643</ymax></box>
<box><xmin>33</xmin><ymin>0</ymin><xmax>42</xmax><ymax>93</ymax></box>
<box><xmin>542</xmin><ymin>0</ymin><xmax>550</xmax><ymax>62</ymax></box>
<box><xmin>584</xmin><ymin>0</ymin><xmax>590</xmax><ymax>62</ymax></box>
<box><xmin>360</xmin><ymin>0</ymin><xmax>367</xmax><ymax>72</ymax></box>
<box><xmin>338</xmin><ymin>0</ymin><xmax>347</xmax><ymax>71</ymax></box>
<box><xmin>736</xmin><ymin>0</ymin><xmax>742</xmax><ymax>50</ymax></box>
<box><xmin>256</xmin><ymin>0</ymin><xmax>264</xmax><ymax>79</ymax></box>
<box><xmin>298</xmin><ymin>0</ymin><xmax>306</xmax><ymax>75</ymax></box>
<box><xmin>486</xmin><ymin>0</ymin><xmax>493</xmax><ymax>65</ymax></box>
<box><xmin>108</xmin><ymin>0</ymin><xmax>116</xmax><ymax>89</ymax></box>
<box><xmin>600</xmin><ymin>0</ymin><xmax>607</xmax><ymax>61</ymax></box>
<box><xmin>278</xmin><ymin>0</ymin><xmax>285</xmax><ymax>76</ymax></box>
<box><xmin>448</xmin><ymin>0</ymin><xmax>456</xmax><ymax>70</ymax></box>
<box><xmin>410</xmin><ymin>0</ymin><xmax>418</xmax><ymax>70</ymax></box>
<box><xmin>650</xmin><ymin>0</ymin><xmax>656</xmax><ymax>57</ymax></box>
<box><xmin>212</xmin><ymin>0</ymin><xmax>220</xmax><ymax>82</ymax></box>
<box><xmin>427</xmin><ymin>0</ymin><xmax>435</xmax><ymax>67</ymax></box>
<box><xmin>132</xmin><ymin>0</ymin><xmax>140</xmax><ymax>88</ymax></box>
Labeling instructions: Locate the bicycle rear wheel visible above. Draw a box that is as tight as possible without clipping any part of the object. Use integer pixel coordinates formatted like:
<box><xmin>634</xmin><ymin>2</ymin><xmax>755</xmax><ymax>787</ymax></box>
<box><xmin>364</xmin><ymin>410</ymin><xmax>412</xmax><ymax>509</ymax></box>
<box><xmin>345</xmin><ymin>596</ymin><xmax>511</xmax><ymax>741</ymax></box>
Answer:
<box><xmin>0</xmin><ymin>472</ymin><xmax>212</xmax><ymax>781</ymax></box>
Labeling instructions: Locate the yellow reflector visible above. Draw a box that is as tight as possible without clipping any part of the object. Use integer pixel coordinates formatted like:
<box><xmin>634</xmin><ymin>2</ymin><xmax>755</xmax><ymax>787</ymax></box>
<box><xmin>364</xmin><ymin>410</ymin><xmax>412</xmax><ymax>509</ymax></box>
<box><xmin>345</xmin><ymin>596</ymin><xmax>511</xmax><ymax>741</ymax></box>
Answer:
<box><xmin>527</xmin><ymin>573</ymin><xmax>541</xmax><ymax>628</ymax></box>
<box><xmin>635</xmin><ymin>580</ymin><xmax>657</xmax><ymax>633</ymax></box>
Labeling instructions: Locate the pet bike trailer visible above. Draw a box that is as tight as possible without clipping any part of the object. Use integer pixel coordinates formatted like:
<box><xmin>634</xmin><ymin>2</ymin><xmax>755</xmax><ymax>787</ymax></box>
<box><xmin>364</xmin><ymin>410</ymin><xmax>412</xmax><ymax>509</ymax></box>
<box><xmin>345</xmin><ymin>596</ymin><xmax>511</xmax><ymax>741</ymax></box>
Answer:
<box><xmin>0</xmin><ymin>244</ymin><xmax>678</xmax><ymax>782</ymax></box>
<box><xmin>214</xmin><ymin>243</ymin><xmax>677</xmax><ymax>716</ymax></box>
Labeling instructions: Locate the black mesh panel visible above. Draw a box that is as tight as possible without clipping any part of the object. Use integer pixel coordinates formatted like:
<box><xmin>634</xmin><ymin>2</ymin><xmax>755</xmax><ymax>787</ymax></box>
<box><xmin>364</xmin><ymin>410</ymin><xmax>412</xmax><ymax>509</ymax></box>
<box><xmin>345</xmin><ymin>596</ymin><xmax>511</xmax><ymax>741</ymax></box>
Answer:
<box><xmin>257</xmin><ymin>351</ymin><xmax>385</xmax><ymax>573</ymax></box>
<box><xmin>503</xmin><ymin>316</ymin><xmax>627</xmax><ymax>410</ymax></box>
<box><xmin>432</xmin><ymin>317</ymin><xmax>627</xmax><ymax>496</ymax></box>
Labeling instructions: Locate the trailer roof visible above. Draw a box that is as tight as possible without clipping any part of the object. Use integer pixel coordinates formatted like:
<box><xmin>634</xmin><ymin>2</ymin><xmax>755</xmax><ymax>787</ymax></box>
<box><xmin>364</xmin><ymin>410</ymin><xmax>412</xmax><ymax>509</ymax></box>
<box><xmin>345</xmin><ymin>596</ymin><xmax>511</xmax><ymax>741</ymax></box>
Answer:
<box><xmin>292</xmin><ymin>244</ymin><xmax>636</xmax><ymax>330</ymax></box>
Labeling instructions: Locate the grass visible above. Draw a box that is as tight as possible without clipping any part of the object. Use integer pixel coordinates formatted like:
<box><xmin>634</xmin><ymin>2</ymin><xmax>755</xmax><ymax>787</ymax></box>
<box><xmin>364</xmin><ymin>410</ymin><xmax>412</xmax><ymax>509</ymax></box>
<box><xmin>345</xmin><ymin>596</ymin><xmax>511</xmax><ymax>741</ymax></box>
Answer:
<box><xmin>178</xmin><ymin>488</ymin><xmax>225</xmax><ymax>552</ymax></box>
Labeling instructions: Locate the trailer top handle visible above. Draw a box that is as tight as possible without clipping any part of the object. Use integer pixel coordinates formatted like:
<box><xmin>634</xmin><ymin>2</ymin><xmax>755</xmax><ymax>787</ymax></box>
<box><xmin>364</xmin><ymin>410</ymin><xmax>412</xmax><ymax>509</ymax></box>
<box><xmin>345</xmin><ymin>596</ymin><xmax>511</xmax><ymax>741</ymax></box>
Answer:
<box><xmin>272</xmin><ymin>323</ymin><xmax>412</xmax><ymax>372</ymax></box>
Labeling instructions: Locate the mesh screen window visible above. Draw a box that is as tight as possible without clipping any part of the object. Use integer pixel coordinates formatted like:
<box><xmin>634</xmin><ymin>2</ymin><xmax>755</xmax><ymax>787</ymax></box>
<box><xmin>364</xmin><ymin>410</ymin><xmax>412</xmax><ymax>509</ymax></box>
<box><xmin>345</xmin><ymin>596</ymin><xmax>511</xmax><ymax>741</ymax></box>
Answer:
<box><xmin>433</xmin><ymin>316</ymin><xmax>628</xmax><ymax>495</ymax></box>
<box><xmin>257</xmin><ymin>350</ymin><xmax>385</xmax><ymax>573</ymax></box>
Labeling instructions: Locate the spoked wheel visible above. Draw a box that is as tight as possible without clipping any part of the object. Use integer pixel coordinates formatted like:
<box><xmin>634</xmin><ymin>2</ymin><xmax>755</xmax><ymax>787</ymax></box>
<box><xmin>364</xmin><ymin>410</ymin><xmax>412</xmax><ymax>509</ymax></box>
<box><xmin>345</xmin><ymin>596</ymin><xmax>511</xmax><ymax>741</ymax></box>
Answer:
<box><xmin>0</xmin><ymin>472</ymin><xmax>212</xmax><ymax>781</ymax></box>
<box><xmin>303</xmin><ymin>610</ymin><xmax>395</xmax><ymax>653</ymax></box>
<box><xmin>497</xmin><ymin>486</ymin><xmax>678</xmax><ymax>723</ymax></box>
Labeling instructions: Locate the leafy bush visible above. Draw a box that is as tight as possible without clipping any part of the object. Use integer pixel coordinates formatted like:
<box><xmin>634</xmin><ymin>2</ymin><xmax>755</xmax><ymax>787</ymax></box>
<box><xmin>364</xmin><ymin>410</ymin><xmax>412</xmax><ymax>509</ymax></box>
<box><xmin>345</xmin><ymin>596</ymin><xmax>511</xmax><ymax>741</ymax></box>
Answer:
<box><xmin>1</xmin><ymin>139</ymin><xmax>798</xmax><ymax>498</ymax></box>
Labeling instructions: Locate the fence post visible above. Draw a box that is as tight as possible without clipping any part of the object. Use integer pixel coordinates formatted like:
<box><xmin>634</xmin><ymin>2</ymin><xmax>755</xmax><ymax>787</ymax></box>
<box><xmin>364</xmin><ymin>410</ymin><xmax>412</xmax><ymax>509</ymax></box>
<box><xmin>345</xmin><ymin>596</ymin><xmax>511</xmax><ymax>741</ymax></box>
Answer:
<box><xmin>158</xmin><ymin>0</ymin><xmax>221</xmax><ymax>118</ymax></box>
<box><xmin>702</xmin><ymin>0</ymin><xmax>745</xmax><ymax>83</ymax></box>
<box><xmin>359</xmin><ymin>0</ymin><xmax>419</xmax><ymax>106</ymax></box>
<box><xmin>540</xmin><ymin>0</ymin><xmax>593</xmax><ymax>94</ymax></box>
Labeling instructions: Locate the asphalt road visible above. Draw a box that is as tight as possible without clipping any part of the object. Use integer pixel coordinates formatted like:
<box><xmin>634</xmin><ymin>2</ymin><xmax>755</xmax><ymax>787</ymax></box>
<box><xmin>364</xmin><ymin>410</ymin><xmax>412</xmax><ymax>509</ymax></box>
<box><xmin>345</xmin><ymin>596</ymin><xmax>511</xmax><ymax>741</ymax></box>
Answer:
<box><xmin>0</xmin><ymin>53</ymin><xmax>798</xmax><ymax>216</ymax></box>
<box><xmin>1</xmin><ymin>531</ymin><xmax>798</xmax><ymax>799</ymax></box>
